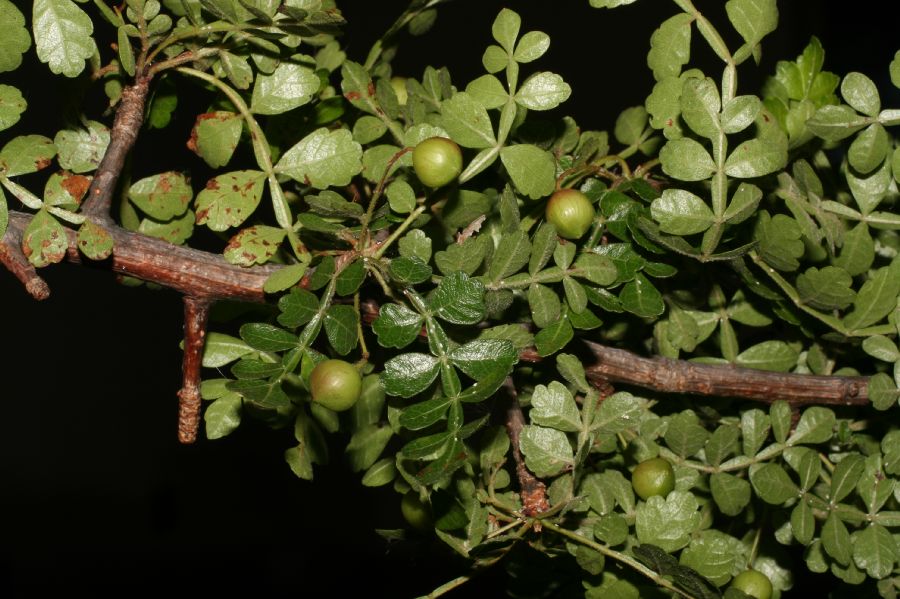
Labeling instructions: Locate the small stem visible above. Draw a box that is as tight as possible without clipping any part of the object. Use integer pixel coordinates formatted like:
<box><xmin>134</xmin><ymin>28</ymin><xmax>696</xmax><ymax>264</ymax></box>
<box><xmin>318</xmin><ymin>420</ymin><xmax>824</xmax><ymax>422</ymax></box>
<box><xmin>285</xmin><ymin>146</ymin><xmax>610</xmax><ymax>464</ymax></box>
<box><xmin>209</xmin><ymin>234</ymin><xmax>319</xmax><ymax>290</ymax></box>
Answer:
<box><xmin>418</xmin><ymin>575</ymin><xmax>471</xmax><ymax>599</ymax></box>
<box><xmin>0</xmin><ymin>237</ymin><xmax>50</xmax><ymax>300</ymax></box>
<box><xmin>373</xmin><ymin>205</ymin><xmax>426</xmax><ymax>259</ymax></box>
<box><xmin>354</xmin><ymin>291</ymin><xmax>369</xmax><ymax>361</ymax></box>
<box><xmin>748</xmin><ymin>522</ymin><xmax>763</xmax><ymax>566</ymax></box>
<box><xmin>540</xmin><ymin>521</ymin><xmax>694</xmax><ymax>599</ymax></box>
<box><xmin>503</xmin><ymin>378</ymin><xmax>550</xmax><ymax>518</ymax></box>
<box><xmin>362</xmin><ymin>147</ymin><xmax>412</xmax><ymax>241</ymax></box>
<box><xmin>177</xmin><ymin>296</ymin><xmax>211</xmax><ymax>444</ymax></box>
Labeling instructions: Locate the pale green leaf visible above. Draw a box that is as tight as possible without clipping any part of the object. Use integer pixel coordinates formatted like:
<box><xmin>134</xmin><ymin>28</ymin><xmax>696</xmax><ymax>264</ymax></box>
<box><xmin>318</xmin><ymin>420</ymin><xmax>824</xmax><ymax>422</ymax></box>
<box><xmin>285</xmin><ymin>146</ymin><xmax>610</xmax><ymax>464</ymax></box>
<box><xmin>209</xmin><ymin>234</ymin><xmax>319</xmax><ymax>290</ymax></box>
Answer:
<box><xmin>659</xmin><ymin>137</ymin><xmax>716</xmax><ymax>181</ymax></box>
<box><xmin>33</xmin><ymin>0</ymin><xmax>94</xmax><ymax>78</ymax></box>
<box><xmin>440</xmin><ymin>92</ymin><xmax>496</xmax><ymax>149</ymax></box>
<box><xmin>0</xmin><ymin>0</ymin><xmax>31</xmax><ymax>73</ymax></box>
<box><xmin>499</xmin><ymin>144</ymin><xmax>556</xmax><ymax>199</ymax></box>
<box><xmin>842</xmin><ymin>72</ymin><xmax>880</xmax><ymax>117</ymax></box>
<box><xmin>647</xmin><ymin>13</ymin><xmax>692</xmax><ymax>81</ymax></box>
<box><xmin>635</xmin><ymin>490</ymin><xmax>700</xmax><ymax>552</ymax></box>
<box><xmin>651</xmin><ymin>189</ymin><xmax>714</xmax><ymax>235</ymax></box>
<box><xmin>0</xmin><ymin>85</ymin><xmax>27</xmax><ymax>131</ymax></box>
<box><xmin>519</xmin><ymin>424</ymin><xmax>574</xmax><ymax>477</ymax></box>
<box><xmin>276</xmin><ymin>128</ymin><xmax>363</xmax><ymax>189</ymax></box>
<box><xmin>195</xmin><ymin>170</ymin><xmax>266</xmax><ymax>231</ymax></box>
<box><xmin>251</xmin><ymin>62</ymin><xmax>320</xmax><ymax>115</ymax></box>
<box><xmin>515</xmin><ymin>72</ymin><xmax>571</xmax><ymax>111</ymax></box>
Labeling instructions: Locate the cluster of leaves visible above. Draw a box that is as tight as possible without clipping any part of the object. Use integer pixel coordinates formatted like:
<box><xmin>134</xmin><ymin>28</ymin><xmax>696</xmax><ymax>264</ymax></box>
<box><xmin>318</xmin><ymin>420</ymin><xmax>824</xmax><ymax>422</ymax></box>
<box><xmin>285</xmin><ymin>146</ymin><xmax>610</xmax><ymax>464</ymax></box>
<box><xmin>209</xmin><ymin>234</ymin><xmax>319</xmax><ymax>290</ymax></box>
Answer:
<box><xmin>4</xmin><ymin>0</ymin><xmax>900</xmax><ymax>597</ymax></box>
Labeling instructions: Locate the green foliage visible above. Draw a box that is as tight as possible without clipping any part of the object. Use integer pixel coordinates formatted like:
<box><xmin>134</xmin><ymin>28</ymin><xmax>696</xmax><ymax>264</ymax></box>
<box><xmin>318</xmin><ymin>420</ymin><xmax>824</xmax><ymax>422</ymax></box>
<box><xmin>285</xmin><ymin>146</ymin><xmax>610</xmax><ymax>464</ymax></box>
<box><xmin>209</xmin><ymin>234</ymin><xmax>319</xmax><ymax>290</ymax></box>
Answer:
<box><xmin>5</xmin><ymin>0</ymin><xmax>900</xmax><ymax>596</ymax></box>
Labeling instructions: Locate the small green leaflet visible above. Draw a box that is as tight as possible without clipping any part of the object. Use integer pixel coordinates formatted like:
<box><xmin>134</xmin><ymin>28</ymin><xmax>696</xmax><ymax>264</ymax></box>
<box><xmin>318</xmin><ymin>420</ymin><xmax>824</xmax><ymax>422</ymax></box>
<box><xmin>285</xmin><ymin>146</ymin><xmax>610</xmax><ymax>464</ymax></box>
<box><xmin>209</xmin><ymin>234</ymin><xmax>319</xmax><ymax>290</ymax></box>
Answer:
<box><xmin>54</xmin><ymin>120</ymin><xmax>110</xmax><ymax>174</ymax></box>
<box><xmin>0</xmin><ymin>0</ymin><xmax>31</xmax><ymax>73</ymax></box>
<box><xmin>239</xmin><ymin>322</ymin><xmax>297</xmax><ymax>352</ymax></box>
<box><xmin>499</xmin><ymin>144</ymin><xmax>556</xmax><ymax>199</ymax></box>
<box><xmin>0</xmin><ymin>135</ymin><xmax>56</xmax><ymax>177</ymax></box>
<box><xmin>223</xmin><ymin>225</ymin><xmax>285</xmax><ymax>266</ymax></box>
<box><xmin>440</xmin><ymin>92</ymin><xmax>496</xmax><ymax>149</ymax></box>
<box><xmin>529</xmin><ymin>381</ymin><xmax>581</xmax><ymax>432</ymax></box>
<box><xmin>382</xmin><ymin>353</ymin><xmax>441</xmax><ymax>398</ymax></box>
<box><xmin>635</xmin><ymin>491</ymin><xmax>701</xmax><ymax>553</ymax></box>
<box><xmin>204</xmin><ymin>394</ymin><xmax>242</xmax><ymax>440</ymax></box>
<box><xmin>264</xmin><ymin>262</ymin><xmax>308</xmax><ymax>294</ymax></box>
<box><xmin>519</xmin><ymin>424</ymin><xmax>574</xmax><ymax>477</ymax></box>
<box><xmin>647</xmin><ymin>13</ymin><xmax>692</xmax><ymax>81</ymax></box>
<box><xmin>659</xmin><ymin>138</ymin><xmax>716</xmax><ymax>181</ymax></box>
<box><xmin>22</xmin><ymin>209</ymin><xmax>67</xmax><ymax>267</ymax></box>
<box><xmin>195</xmin><ymin>170</ymin><xmax>266</xmax><ymax>231</ymax></box>
<box><xmin>514</xmin><ymin>72</ymin><xmax>571</xmax><ymax>111</ymax></box>
<box><xmin>76</xmin><ymin>219</ymin><xmax>113</xmax><ymax>260</ymax></box>
<box><xmin>251</xmin><ymin>62</ymin><xmax>320</xmax><ymax>115</ymax></box>
<box><xmin>0</xmin><ymin>85</ymin><xmax>26</xmax><ymax>132</ymax></box>
<box><xmin>651</xmin><ymin>189</ymin><xmax>714</xmax><ymax>235</ymax></box>
<box><xmin>128</xmin><ymin>171</ymin><xmax>192</xmax><ymax>220</ymax></box>
<box><xmin>373</xmin><ymin>303</ymin><xmax>423</xmax><ymax>349</ymax></box>
<box><xmin>428</xmin><ymin>272</ymin><xmax>486</xmax><ymax>325</ymax></box>
<box><xmin>275</xmin><ymin>128</ymin><xmax>363</xmax><ymax>189</ymax></box>
<box><xmin>188</xmin><ymin>111</ymin><xmax>243</xmax><ymax>168</ymax></box>
<box><xmin>33</xmin><ymin>0</ymin><xmax>94</xmax><ymax>78</ymax></box>
<box><xmin>324</xmin><ymin>304</ymin><xmax>358</xmax><ymax>355</ymax></box>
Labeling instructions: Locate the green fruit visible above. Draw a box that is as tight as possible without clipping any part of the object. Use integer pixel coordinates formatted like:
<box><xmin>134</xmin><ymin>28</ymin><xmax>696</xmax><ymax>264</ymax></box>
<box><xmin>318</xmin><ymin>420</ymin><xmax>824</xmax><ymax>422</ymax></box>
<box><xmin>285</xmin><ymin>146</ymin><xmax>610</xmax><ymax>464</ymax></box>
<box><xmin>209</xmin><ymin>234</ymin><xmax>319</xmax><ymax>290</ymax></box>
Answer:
<box><xmin>390</xmin><ymin>76</ymin><xmax>408</xmax><ymax>105</ymax></box>
<box><xmin>631</xmin><ymin>457</ymin><xmax>675</xmax><ymax>500</ymax></box>
<box><xmin>545</xmin><ymin>189</ymin><xmax>595</xmax><ymax>240</ymax></box>
<box><xmin>401</xmin><ymin>491</ymin><xmax>432</xmax><ymax>532</ymax></box>
<box><xmin>412</xmin><ymin>136</ymin><xmax>463</xmax><ymax>188</ymax></box>
<box><xmin>309</xmin><ymin>359</ymin><xmax>361</xmax><ymax>412</ymax></box>
<box><xmin>730</xmin><ymin>569</ymin><xmax>773</xmax><ymax>599</ymax></box>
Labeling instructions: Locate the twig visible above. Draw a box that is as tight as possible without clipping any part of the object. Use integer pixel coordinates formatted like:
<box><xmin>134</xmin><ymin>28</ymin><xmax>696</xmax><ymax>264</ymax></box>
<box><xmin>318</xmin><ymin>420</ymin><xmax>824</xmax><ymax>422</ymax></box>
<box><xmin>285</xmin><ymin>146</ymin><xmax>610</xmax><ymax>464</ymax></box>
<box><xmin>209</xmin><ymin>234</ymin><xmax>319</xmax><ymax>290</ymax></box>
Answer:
<box><xmin>502</xmin><ymin>378</ymin><xmax>549</xmax><ymax>519</ymax></box>
<box><xmin>582</xmin><ymin>340</ymin><xmax>869</xmax><ymax>407</ymax></box>
<box><xmin>81</xmin><ymin>76</ymin><xmax>152</xmax><ymax>222</ymax></box>
<box><xmin>177</xmin><ymin>296</ymin><xmax>211</xmax><ymax>444</ymax></box>
<box><xmin>0</xmin><ymin>236</ymin><xmax>50</xmax><ymax>300</ymax></box>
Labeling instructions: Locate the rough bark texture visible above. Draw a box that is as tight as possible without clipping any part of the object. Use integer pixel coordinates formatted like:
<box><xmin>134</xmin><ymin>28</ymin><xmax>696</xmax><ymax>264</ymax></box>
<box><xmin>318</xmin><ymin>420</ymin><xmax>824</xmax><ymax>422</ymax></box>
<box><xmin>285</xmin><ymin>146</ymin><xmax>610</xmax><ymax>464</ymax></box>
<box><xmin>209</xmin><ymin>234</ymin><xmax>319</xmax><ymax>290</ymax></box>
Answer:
<box><xmin>583</xmin><ymin>340</ymin><xmax>869</xmax><ymax>406</ymax></box>
<box><xmin>177</xmin><ymin>297</ymin><xmax>211</xmax><ymax>444</ymax></box>
<box><xmin>503</xmin><ymin>379</ymin><xmax>550</xmax><ymax>518</ymax></box>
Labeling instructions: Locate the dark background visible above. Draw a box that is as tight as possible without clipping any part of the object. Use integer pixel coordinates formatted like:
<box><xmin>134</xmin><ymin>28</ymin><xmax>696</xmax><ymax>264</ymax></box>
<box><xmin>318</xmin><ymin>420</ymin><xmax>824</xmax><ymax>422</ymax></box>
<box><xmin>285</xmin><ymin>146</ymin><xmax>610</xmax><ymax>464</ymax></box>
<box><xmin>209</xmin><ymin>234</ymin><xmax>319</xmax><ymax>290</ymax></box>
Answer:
<box><xmin>1</xmin><ymin>1</ymin><xmax>899</xmax><ymax>597</ymax></box>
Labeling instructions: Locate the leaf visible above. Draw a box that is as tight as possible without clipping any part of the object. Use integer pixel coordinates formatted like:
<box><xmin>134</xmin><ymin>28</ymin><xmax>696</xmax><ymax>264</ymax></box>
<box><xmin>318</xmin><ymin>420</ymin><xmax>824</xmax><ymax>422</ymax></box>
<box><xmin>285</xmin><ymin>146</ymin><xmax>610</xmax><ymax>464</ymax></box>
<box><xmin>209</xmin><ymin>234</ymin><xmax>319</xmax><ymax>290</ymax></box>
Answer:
<box><xmin>0</xmin><ymin>85</ymin><xmax>26</xmax><ymax>132</ymax></box>
<box><xmin>635</xmin><ymin>491</ymin><xmax>701</xmax><ymax>553</ymax></box>
<box><xmin>400</xmin><ymin>397</ymin><xmax>451</xmax><ymax>431</ymax></box>
<box><xmin>0</xmin><ymin>0</ymin><xmax>30</xmax><ymax>73</ymax></box>
<box><xmin>195</xmin><ymin>170</ymin><xmax>266</xmax><ymax>231</ymax></box>
<box><xmin>54</xmin><ymin>120</ymin><xmax>109</xmax><ymax>174</ymax></box>
<box><xmin>140</xmin><ymin>210</ymin><xmax>196</xmax><ymax>247</ymax></box>
<box><xmin>488</xmin><ymin>230</ymin><xmax>531</xmax><ymax>282</ymax></box>
<box><xmin>591</xmin><ymin>392</ymin><xmax>642</xmax><ymax>435</ymax></box>
<box><xmin>680</xmin><ymin>530</ymin><xmax>743</xmax><ymax>588</ymax></box>
<box><xmin>239</xmin><ymin>323</ymin><xmax>296</xmax><ymax>353</ymax></box>
<box><xmin>491</xmin><ymin>8</ymin><xmax>520</xmax><ymax>52</ymax></box>
<box><xmin>263</xmin><ymin>262</ymin><xmax>308</xmax><ymax>294</ymax></box>
<box><xmin>519</xmin><ymin>425</ymin><xmax>574</xmax><ymax>477</ymax></box>
<box><xmin>614</xmin><ymin>106</ymin><xmax>649</xmax><ymax>146</ymax></box>
<box><xmin>128</xmin><ymin>171</ymin><xmax>192</xmax><ymax>221</ymax></box>
<box><xmin>750</xmin><ymin>463</ymin><xmax>798</xmax><ymax>504</ymax></box>
<box><xmin>0</xmin><ymin>135</ymin><xmax>56</xmax><ymax>176</ymax></box>
<box><xmin>514</xmin><ymin>30</ymin><xmax>550</xmax><ymax>63</ymax></box>
<box><xmin>721</xmin><ymin>95</ymin><xmax>761</xmax><ymax>134</ymax></box>
<box><xmin>466</xmin><ymin>74</ymin><xmax>508</xmax><ymax>109</ymax></box>
<box><xmin>787</xmin><ymin>406</ymin><xmax>835</xmax><ymax>445</ymax></box>
<box><xmin>664</xmin><ymin>410</ymin><xmax>710</xmax><ymax>457</ymax></box>
<box><xmin>659</xmin><ymin>138</ymin><xmax>716</xmax><ymax>181</ymax></box>
<box><xmin>345</xmin><ymin>424</ymin><xmax>393</xmax><ymax>472</ymax></box>
<box><xmin>796</xmin><ymin>266</ymin><xmax>856</xmax><ymax>310</ymax></box>
<box><xmin>528</xmin><ymin>284</ymin><xmax>561</xmax><ymax>329</ymax></box>
<box><xmin>791</xmin><ymin>500</ymin><xmax>815</xmax><ymax>545</ymax></box>
<box><xmin>21</xmin><ymin>209</ymin><xmax>66</xmax><ymax>267</ymax></box>
<box><xmin>228</xmin><ymin>378</ymin><xmax>290</xmax><ymax>410</ymax></box>
<box><xmin>386</xmin><ymin>179</ymin><xmax>416</xmax><ymax>214</ymax></box>
<box><xmin>276</xmin><ymin>128</ymin><xmax>363</xmax><ymax>189</ymax></box>
<box><xmin>429</xmin><ymin>272</ymin><xmax>485</xmax><ymax>325</ymax></box>
<box><xmin>324</xmin><ymin>304</ymin><xmax>358</xmax><ymax>356</ymax></box>
<box><xmin>868</xmin><ymin>373</ymin><xmax>899</xmax><ymax>411</ymax></box>
<box><xmin>843</xmin><ymin>259</ymin><xmax>900</xmax><ymax>330</ymax></box>
<box><xmin>619</xmin><ymin>273</ymin><xmax>664</xmax><ymax>318</ymax></box>
<box><xmin>76</xmin><ymin>219</ymin><xmax>113</xmax><ymax>260</ymax></box>
<box><xmin>724</xmin><ymin>138</ymin><xmax>787</xmax><ymax>178</ymax></box>
<box><xmin>726</xmin><ymin>0</ymin><xmax>778</xmax><ymax>52</ymax></box>
<box><xmin>529</xmin><ymin>381</ymin><xmax>581</xmax><ymax>432</ymax></box>
<box><xmin>842</xmin><ymin>72</ymin><xmax>880</xmax><ymax>117</ymax></box>
<box><xmin>572</xmin><ymin>253</ymin><xmax>617</xmax><ymax>286</ymax></box>
<box><xmin>204</xmin><ymin>394</ymin><xmax>242</xmax><ymax>440</ymax></box>
<box><xmin>822</xmin><ymin>512</ymin><xmax>852</xmax><ymax>566</ymax></box>
<box><xmin>647</xmin><ymin>13</ymin><xmax>692</xmax><ymax>81</ymax></box>
<box><xmin>362</xmin><ymin>458</ymin><xmax>396</xmax><ymax>487</ymax></box>
<box><xmin>415</xmin><ymin>437</ymin><xmax>467</xmax><ymax>485</ymax></box>
<box><xmin>830</xmin><ymin>454</ymin><xmax>865</xmax><ymax>503</ymax></box>
<box><xmin>277</xmin><ymin>288</ymin><xmax>319</xmax><ymax>329</ymax></box>
<box><xmin>853</xmin><ymin>524</ymin><xmax>897</xmax><ymax>579</ymax></box>
<box><xmin>188</xmin><ymin>111</ymin><xmax>243</xmax><ymax>168</ymax></box>
<box><xmin>710</xmin><ymin>472</ymin><xmax>751</xmax><ymax>516</ymax></box>
<box><xmin>33</xmin><ymin>0</ymin><xmax>94</xmax><ymax>78</ymax></box>
<box><xmin>807</xmin><ymin>105</ymin><xmax>869</xmax><ymax>142</ymax></box>
<box><xmin>680</xmin><ymin>78</ymin><xmax>721</xmax><ymax>139</ymax></box>
<box><xmin>382</xmin><ymin>353</ymin><xmax>441</xmax><ymax>398</ymax></box>
<box><xmin>499</xmin><ymin>144</ymin><xmax>556</xmax><ymax>200</ymax></box>
<box><xmin>251</xmin><ymin>62</ymin><xmax>320</xmax><ymax>115</ymax></box>
<box><xmin>534</xmin><ymin>316</ymin><xmax>573</xmax><ymax>357</ymax></box>
<box><xmin>754</xmin><ymin>211</ymin><xmax>803</xmax><ymax>271</ymax></box>
<box><xmin>440</xmin><ymin>92</ymin><xmax>496</xmax><ymax>149</ymax></box>
<box><xmin>482</xmin><ymin>44</ymin><xmax>508</xmax><ymax>74</ymax></box>
<box><xmin>515</xmin><ymin>72</ymin><xmax>571</xmax><ymax>111</ymax></box>
<box><xmin>735</xmin><ymin>340</ymin><xmax>797</xmax><ymax>372</ymax></box>
<box><xmin>449</xmin><ymin>339</ymin><xmax>517</xmax><ymax>381</ymax></box>
<box><xmin>373</xmin><ymin>303</ymin><xmax>423</xmax><ymax>349</ymax></box>
<box><xmin>651</xmin><ymin>189</ymin><xmax>715</xmax><ymax>235</ymax></box>
<box><xmin>848</xmin><ymin>123</ymin><xmax>889</xmax><ymax>174</ymax></box>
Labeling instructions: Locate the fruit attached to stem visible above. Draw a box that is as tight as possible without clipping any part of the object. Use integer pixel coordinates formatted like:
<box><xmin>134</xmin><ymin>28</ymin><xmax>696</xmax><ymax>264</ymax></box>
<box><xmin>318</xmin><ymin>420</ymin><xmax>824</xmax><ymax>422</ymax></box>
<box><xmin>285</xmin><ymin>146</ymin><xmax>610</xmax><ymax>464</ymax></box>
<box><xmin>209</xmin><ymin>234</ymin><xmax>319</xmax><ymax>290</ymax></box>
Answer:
<box><xmin>309</xmin><ymin>359</ymin><xmax>362</xmax><ymax>412</ymax></box>
<box><xmin>545</xmin><ymin>189</ymin><xmax>595</xmax><ymax>240</ymax></box>
<box><xmin>631</xmin><ymin>457</ymin><xmax>676</xmax><ymax>500</ymax></box>
<box><xmin>730</xmin><ymin>569</ymin><xmax>773</xmax><ymax>599</ymax></box>
<box><xmin>412</xmin><ymin>136</ymin><xmax>463</xmax><ymax>188</ymax></box>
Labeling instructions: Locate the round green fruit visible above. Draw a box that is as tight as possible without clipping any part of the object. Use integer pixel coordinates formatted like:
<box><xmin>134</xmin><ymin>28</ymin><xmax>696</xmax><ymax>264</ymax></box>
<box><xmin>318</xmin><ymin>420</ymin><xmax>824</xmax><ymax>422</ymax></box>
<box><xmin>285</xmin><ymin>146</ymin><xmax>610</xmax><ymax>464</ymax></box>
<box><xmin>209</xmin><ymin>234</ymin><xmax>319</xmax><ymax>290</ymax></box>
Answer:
<box><xmin>730</xmin><ymin>569</ymin><xmax>773</xmax><ymax>599</ymax></box>
<box><xmin>631</xmin><ymin>457</ymin><xmax>675</xmax><ymax>500</ymax></box>
<box><xmin>545</xmin><ymin>189</ymin><xmax>595</xmax><ymax>240</ymax></box>
<box><xmin>401</xmin><ymin>491</ymin><xmax>432</xmax><ymax>532</ymax></box>
<box><xmin>412</xmin><ymin>136</ymin><xmax>463</xmax><ymax>188</ymax></box>
<box><xmin>390</xmin><ymin>76</ymin><xmax>408</xmax><ymax>105</ymax></box>
<box><xmin>309</xmin><ymin>359</ymin><xmax>361</xmax><ymax>412</ymax></box>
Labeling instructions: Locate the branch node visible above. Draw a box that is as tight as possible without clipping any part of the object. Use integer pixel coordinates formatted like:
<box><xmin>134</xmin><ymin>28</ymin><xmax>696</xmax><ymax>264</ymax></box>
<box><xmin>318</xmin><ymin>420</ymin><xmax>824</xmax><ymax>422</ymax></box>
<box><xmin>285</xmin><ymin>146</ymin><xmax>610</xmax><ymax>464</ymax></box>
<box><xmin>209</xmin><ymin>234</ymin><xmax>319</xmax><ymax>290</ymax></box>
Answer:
<box><xmin>177</xmin><ymin>296</ymin><xmax>211</xmax><ymax>444</ymax></box>
<box><xmin>0</xmin><ymin>237</ymin><xmax>50</xmax><ymax>300</ymax></box>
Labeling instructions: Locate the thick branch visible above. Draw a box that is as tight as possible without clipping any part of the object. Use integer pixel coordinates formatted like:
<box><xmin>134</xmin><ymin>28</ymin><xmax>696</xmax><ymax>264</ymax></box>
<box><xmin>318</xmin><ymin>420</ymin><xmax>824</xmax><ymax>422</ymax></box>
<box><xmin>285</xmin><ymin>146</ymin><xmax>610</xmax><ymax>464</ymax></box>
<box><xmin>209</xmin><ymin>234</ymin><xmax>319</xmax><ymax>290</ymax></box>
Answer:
<box><xmin>583</xmin><ymin>340</ymin><xmax>869</xmax><ymax>407</ymax></box>
<box><xmin>5</xmin><ymin>211</ymin><xmax>279</xmax><ymax>302</ymax></box>
<box><xmin>81</xmin><ymin>77</ymin><xmax>152</xmax><ymax>222</ymax></box>
<box><xmin>178</xmin><ymin>297</ymin><xmax>211</xmax><ymax>444</ymax></box>
<box><xmin>0</xmin><ymin>232</ymin><xmax>49</xmax><ymax>300</ymax></box>
<box><xmin>502</xmin><ymin>378</ymin><xmax>549</xmax><ymax>518</ymax></box>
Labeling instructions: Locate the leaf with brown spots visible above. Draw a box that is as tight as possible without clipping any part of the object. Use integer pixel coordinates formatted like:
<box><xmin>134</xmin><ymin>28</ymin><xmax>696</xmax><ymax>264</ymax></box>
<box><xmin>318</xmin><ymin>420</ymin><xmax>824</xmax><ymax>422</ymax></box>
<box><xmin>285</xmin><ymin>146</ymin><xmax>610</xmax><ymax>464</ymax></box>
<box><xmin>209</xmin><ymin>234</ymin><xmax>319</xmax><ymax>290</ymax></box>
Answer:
<box><xmin>128</xmin><ymin>171</ymin><xmax>193</xmax><ymax>220</ymax></box>
<box><xmin>223</xmin><ymin>225</ymin><xmax>285</xmax><ymax>266</ymax></box>
<box><xmin>44</xmin><ymin>170</ymin><xmax>91</xmax><ymax>210</ymax></box>
<box><xmin>76</xmin><ymin>219</ymin><xmax>113</xmax><ymax>260</ymax></box>
<box><xmin>54</xmin><ymin>120</ymin><xmax>110</xmax><ymax>173</ymax></box>
<box><xmin>0</xmin><ymin>134</ymin><xmax>56</xmax><ymax>176</ymax></box>
<box><xmin>195</xmin><ymin>170</ymin><xmax>266</xmax><ymax>232</ymax></box>
<box><xmin>21</xmin><ymin>208</ymin><xmax>66</xmax><ymax>267</ymax></box>
<box><xmin>187</xmin><ymin>111</ymin><xmax>243</xmax><ymax>169</ymax></box>
<box><xmin>139</xmin><ymin>209</ymin><xmax>195</xmax><ymax>245</ymax></box>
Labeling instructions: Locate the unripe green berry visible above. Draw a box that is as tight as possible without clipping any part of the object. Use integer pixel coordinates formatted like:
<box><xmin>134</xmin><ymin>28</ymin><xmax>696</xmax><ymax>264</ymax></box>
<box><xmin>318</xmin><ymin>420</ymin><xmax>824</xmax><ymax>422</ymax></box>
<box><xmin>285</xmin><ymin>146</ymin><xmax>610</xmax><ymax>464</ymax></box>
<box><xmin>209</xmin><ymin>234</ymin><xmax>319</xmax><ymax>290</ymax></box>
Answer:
<box><xmin>401</xmin><ymin>491</ymin><xmax>432</xmax><ymax>532</ymax></box>
<box><xmin>412</xmin><ymin>137</ymin><xmax>463</xmax><ymax>188</ymax></box>
<box><xmin>545</xmin><ymin>189</ymin><xmax>595</xmax><ymax>240</ymax></box>
<box><xmin>730</xmin><ymin>569</ymin><xmax>773</xmax><ymax>599</ymax></box>
<box><xmin>390</xmin><ymin>76</ymin><xmax>408</xmax><ymax>106</ymax></box>
<box><xmin>309</xmin><ymin>359</ymin><xmax>361</xmax><ymax>412</ymax></box>
<box><xmin>631</xmin><ymin>457</ymin><xmax>675</xmax><ymax>500</ymax></box>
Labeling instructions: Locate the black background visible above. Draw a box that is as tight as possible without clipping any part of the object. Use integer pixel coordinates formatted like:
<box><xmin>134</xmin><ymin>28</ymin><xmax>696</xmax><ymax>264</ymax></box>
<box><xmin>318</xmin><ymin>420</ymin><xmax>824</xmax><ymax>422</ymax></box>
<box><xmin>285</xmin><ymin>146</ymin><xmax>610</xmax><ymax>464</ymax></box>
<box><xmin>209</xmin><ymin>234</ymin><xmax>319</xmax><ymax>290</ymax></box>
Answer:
<box><xmin>1</xmin><ymin>1</ymin><xmax>899</xmax><ymax>597</ymax></box>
